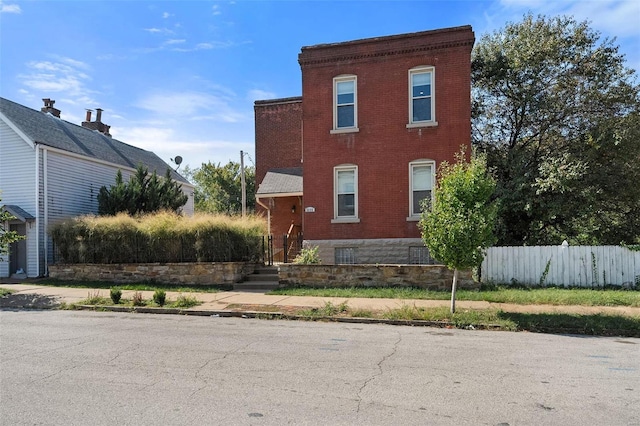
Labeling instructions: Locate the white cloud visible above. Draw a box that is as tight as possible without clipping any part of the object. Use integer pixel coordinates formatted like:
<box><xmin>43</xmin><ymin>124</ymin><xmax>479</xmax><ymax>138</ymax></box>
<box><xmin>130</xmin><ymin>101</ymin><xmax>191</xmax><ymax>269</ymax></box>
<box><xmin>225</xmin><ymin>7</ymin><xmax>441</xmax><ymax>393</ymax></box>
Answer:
<box><xmin>162</xmin><ymin>12</ymin><xmax>171</xmax><ymax>19</ymax></box>
<box><xmin>212</xmin><ymin>5</ymin><xmax>221</xmax><ymax>16</ymax></box>
<box><xmin>135</xmin><ymin>91</ymin><xmax>245</xmax><ymax>123</ymax></box>
<box><xmin>170</xmin><ymin>40</ymin><xmax>241</xmax><ymax>52</ymax></box>
<box><xmin>0</xmin><ymin>2</ymin><xmax>21</xmax><ymax>13</ymax></box>
<box><xmin>144</xmin><ymin>27</ymin><xmax>174</xmax><ymax>35</ymax></box>
<box><xmin>247</xmin><ymin>89</ymin><xmax>277</xmax><ymax>102</ymax></box>
<box><xmin>165</xmin><ymin>39</ymin><xmax>186</xmax><ymax>45</ymax></box>
<box><xmin>18</xmin><ymin>58</ymin><xmax>96</xmax><ymax>102</ymax></box>
<box><xmin>110</xmin><ymin>125</ymin><xmax>249</xmax><ymax>168</ymax></box>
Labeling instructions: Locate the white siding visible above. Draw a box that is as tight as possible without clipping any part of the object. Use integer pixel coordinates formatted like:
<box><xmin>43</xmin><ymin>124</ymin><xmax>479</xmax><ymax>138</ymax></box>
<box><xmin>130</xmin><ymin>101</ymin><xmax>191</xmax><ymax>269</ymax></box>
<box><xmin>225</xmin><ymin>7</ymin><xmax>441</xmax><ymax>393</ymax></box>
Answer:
<box><xmin>0</xmin><ymin>120</ymin><xmax>37</xmax><ymax>277</ymax></box>
<box><xmin>44</xmin><ymin>150</ymin><xmax>137</xmax><ymax>265</ymax></box>
<box><xmin>481</xmin><ymin>245</ymin><xmax>640</xmax><ymax>287</ymax></box>
<box><xmin>45</xmin><ymin>150</ymin><xmax>128</xmax><ymax>221</ymax></box>
<box><xmin>43</xmin><ymin>150</ymin><xmax>194</xmax><ymax>265</ymax></box>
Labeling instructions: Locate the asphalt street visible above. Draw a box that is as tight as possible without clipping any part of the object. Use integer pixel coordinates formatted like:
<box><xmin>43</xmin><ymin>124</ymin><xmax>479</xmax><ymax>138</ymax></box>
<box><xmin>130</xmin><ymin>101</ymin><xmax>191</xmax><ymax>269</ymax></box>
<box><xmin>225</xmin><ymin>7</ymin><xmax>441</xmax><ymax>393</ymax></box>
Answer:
<box><xmin>1</xmin><ymin>310</ymin><xmax>638</xmax><ymax>425</ymax></box>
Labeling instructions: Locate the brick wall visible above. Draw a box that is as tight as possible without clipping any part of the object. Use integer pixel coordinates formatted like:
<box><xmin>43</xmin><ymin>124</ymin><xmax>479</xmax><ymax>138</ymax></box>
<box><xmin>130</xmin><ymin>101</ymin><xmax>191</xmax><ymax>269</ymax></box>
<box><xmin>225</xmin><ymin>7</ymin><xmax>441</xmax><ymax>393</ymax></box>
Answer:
<box><xmin>254</xmin><ymin>97</ymin><xmax>303</xmax><ymax>185</ymax></box>
<box><xmin>265</xmin><ymin>195</ymin><xmax>302</xmax><ymax>260</ymax></box>
<box><xmin>299</xmin><ymin>26</ymin><xmax>474</xmax><ymax>242</ymax></box>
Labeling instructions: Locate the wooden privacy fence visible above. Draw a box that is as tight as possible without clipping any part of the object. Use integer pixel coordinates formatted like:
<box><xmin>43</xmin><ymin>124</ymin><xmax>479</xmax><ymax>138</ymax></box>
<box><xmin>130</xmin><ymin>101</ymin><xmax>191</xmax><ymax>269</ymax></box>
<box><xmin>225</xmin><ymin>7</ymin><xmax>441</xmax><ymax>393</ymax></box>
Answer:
<box><xmin>481</xmin><ymin>245</ymin><xmax>640</xmax><ymax>287</ymax></box>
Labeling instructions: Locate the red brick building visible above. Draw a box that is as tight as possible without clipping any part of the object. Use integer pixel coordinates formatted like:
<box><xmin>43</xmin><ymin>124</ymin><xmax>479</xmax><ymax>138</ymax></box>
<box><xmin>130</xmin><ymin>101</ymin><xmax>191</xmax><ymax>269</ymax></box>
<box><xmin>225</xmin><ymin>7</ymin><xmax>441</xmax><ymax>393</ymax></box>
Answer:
<box><xmin>256</xmin><ymin>26</ymin><xmax>475</xmax><ymax>264</ymax></box>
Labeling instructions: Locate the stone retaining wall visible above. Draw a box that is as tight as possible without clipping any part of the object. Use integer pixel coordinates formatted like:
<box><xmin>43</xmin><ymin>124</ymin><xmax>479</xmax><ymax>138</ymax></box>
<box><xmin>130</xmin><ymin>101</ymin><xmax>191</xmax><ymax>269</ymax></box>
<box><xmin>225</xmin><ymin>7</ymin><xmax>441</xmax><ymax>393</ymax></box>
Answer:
<box><xmin>49</xmin><ymin>262</ymin><xmax>255</xmax><ymax>286</ymax></box>
<box><xmin>278</xmin><ymin>264</ymin><xmax>478</xmax><ymax>290</ymax></box>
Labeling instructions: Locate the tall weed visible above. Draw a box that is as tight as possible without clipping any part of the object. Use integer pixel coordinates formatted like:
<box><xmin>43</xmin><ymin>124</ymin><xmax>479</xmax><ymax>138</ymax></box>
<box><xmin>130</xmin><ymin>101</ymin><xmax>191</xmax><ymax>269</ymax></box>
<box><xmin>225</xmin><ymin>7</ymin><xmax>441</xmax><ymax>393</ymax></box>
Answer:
<box><xmin>50</xmin><ymin>212</ymin><xmax>266</xmax><ymax>264</ymax></box>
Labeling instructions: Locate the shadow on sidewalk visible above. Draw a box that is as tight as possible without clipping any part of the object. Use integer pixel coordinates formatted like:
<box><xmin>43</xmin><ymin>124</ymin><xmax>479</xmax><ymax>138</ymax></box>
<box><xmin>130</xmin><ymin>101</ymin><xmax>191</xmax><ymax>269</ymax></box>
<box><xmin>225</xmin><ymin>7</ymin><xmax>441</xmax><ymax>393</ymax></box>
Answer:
<box><xmin>0</xmin><ymin>293</ymin><xmax>60</xmax><ymax>310</ymax></box>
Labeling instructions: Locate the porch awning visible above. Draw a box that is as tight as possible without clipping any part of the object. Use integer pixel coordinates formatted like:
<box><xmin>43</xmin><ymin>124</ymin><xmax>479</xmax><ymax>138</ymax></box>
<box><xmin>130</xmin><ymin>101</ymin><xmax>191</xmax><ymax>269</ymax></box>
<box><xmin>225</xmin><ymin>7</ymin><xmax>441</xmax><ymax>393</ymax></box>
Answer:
<box><xmin>256</xmin><ymin>167</ymin><xmax>303</xmax><ymax>198</ymax></box>
<box><xmin>1</xmin><ymin>205</ymin><xmax>35</xmax><ymax>222</ymax></box>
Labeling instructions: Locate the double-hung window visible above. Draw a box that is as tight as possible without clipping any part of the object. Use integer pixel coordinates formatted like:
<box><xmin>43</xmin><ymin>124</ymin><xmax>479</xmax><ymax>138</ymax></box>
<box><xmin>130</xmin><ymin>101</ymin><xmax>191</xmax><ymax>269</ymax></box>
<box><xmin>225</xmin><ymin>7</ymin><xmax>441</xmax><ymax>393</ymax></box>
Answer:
<box><xmin>333</xmin><ymin>165</ymin><xmax>359</xmax><ymax>222</ymax></box>
<box><xmin>409</xmin><ymin>160</ymin><xmax>435</xmax><ymax>219</ymax></box>
<box><xmin>332</xmin><ymin>76</ymin><xmax>358</xmax><ymax>132</ymax></box>
<box><xmin>408</xmin><ymin>67</ymin><xmax>436</xmax><ymax>127</ymax></box>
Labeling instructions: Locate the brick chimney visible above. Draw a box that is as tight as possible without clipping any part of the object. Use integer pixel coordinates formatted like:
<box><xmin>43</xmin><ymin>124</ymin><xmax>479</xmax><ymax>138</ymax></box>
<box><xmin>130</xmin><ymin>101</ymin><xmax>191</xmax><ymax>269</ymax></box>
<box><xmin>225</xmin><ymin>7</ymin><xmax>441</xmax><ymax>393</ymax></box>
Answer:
<box><xmin>81</xmin><ymin>107</ymin><xmax>111</xmax><ymax>137</ymax></box>
<box><xmin>41</xmin><ymin>98</ymin><xmax>61</xmax><ymax>118</ymax></box>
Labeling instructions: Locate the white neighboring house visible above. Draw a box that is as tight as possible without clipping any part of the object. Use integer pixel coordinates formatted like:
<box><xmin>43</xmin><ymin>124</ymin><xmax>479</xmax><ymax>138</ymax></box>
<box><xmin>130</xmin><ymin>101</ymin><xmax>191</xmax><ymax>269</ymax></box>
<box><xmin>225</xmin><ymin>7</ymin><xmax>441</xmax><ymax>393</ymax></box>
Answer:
<box><xmin>0</xmin><ymin>97</ymin><xmax>195</xmax><ymax>278</ymax></box>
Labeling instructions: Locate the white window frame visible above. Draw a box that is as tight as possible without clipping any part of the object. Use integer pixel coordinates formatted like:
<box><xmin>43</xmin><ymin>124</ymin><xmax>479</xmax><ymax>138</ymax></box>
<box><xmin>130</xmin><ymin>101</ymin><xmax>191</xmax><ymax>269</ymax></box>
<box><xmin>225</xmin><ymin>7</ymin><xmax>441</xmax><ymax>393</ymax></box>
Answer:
<box><xmin>407</xmin><ymin>66</ymin><xmax>437</xmax><ymax>128</ymax></box>
<box><xmin>407</xmin><ymin>160</ymin><xmax>435</xmax><ymax>221</ymax></box>
<box><xmin>332</xmin><ymin>164</ymin><xmax>360</xmax><ymax>223</ymax></box>
<box><xmin>331</xmin><ymin>75</ymin><xmax>359</xmax><ymax>134</ymax></box>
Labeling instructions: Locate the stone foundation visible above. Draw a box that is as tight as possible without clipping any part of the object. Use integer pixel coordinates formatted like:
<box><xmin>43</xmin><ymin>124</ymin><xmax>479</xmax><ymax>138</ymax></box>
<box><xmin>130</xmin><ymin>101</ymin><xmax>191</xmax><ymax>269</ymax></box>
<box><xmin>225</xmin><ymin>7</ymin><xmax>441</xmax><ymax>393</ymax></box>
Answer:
<box><xmin>49</xmin><ymin>262</ymin><xmax>256</xmax><ymax>286</ymax></box>
<box><xmin>278</xmin><ymin>264</ymin><xmax>478</xmax><ymax>290</ymax></box>
<box><xmin>305</xmin><ymin>238</ymin><xmax>435</xmax><ymax>265</ymax></box>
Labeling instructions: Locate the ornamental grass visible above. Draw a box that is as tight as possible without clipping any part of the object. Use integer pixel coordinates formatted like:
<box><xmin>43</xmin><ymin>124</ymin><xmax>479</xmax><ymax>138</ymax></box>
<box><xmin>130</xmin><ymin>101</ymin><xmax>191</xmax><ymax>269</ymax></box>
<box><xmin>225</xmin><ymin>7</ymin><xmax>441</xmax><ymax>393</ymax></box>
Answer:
<box><xmin>50</xmin><ymin>211</ymin><xmax>266</xmax><ymax>264</ymax></box>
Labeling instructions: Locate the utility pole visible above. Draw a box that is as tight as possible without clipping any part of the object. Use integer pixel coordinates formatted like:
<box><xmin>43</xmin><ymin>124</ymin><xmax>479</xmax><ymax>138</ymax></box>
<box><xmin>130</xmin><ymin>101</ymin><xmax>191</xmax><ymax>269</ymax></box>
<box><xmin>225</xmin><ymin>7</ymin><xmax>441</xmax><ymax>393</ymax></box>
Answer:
<box><xmin>240</xmin><ymin>150</ymin><xmax>246</xmax><ymax>218</ymax></box>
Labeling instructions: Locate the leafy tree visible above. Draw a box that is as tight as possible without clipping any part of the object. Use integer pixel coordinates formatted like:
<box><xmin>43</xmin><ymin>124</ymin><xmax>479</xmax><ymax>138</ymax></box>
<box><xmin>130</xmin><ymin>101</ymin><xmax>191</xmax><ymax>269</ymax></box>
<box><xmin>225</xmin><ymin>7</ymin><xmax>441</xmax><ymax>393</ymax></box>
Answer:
<box><xmin>472</xmin><ymin>14</ymin><xmax>640</xmax><ymax>245</ymax></box>
<box><xmin>184</xmin><ymin>161</ymin><xmax>255</xmax><ymax>215</ymax></box>
<box><xmin>419</xmin><ymin>152</ymin><xmax>497</xmax><ymax>313</ymax></box>
<box><xmin>98</xmin><ymin>164</ymin><xmax>188</xmax><ymax>216</ymax></box>
<box><xmin>1</xmin><ymin>195</ymin><xmax>25</xmax><ymax>260</ymax></box>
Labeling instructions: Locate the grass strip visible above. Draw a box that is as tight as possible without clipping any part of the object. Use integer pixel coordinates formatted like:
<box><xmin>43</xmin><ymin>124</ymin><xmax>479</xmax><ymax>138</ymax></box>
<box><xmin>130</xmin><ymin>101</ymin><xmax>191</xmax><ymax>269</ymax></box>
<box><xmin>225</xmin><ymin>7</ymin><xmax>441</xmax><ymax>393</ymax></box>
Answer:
<box><xmin>269</xmin><ymin>286</ymin><xmax>640</xmax><ymax>307</ymax></box>
<box><xmin>69</xmin><ymin>291</ymin><xmax>201</xmax><ymax>309</ymax></box>
<box><xmin>291</xmin><ymin>302</ymin><xmax>640</xmax><ymax>336</ymax></box>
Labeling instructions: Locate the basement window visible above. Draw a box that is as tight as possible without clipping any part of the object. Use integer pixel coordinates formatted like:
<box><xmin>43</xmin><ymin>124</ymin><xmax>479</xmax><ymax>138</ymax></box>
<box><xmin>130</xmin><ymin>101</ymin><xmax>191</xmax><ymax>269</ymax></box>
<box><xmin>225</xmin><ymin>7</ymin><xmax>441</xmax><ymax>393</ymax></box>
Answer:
<box><xmin>335</xmin><ymin>247</ymin><xmax>357</xmax><ymax>264</ymax></box>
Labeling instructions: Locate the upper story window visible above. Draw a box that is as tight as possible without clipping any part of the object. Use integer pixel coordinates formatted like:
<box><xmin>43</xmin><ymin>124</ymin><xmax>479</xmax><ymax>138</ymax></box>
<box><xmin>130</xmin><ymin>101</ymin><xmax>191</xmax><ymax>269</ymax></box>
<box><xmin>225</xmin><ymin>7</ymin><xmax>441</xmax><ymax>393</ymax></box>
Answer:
<box><xmin>408</xmin><ymin>160</ymin><xmax>435</xmax><ymax>220</ymax></box>
<box><xmin>332</xmin><ymin>76</ymin><xmax>358</xmax><ymax>133</ymax></box>
<box><xmin>408</xmin><ymin>67</ymin><xmax>437</xmax><ymax>128</ymax></box>
<box><xmin>332</xmin><ymin>165</ymin><xmax>359</xmax><ymax>223</ymax></box>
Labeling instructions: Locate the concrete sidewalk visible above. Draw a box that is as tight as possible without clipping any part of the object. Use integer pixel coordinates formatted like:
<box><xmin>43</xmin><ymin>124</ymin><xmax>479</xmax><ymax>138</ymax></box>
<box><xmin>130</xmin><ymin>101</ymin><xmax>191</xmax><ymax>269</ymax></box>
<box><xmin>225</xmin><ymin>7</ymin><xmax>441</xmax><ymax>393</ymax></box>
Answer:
<box><xmin>1</xmin><ymin>282</ymin><xmax>639</xmax><ymax>317</ymax></box>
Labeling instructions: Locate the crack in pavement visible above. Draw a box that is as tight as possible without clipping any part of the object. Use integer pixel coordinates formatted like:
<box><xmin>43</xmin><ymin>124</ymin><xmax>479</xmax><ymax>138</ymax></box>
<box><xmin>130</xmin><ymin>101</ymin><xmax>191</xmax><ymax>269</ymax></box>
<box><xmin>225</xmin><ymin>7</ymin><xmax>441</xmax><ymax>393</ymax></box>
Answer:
<box><xmin>188</xmin><ymin>339</ymin><xmax>260</xmax><ymax>398</ymax></box>
<box><xmin>356</xmin><ymin>331</ymin><xmax>402</xmax><ymax>413</ymax></box>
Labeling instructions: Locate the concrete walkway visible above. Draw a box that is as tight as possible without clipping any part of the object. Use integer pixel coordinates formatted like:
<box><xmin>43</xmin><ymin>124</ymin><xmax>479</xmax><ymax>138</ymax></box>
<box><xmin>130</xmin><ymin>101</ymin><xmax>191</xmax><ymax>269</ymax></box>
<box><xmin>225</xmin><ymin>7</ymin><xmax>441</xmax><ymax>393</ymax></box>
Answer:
<box><xmin>1</xmin><ymin>282</ymin><xmax>639</xmax><ymax>317</ymax></box>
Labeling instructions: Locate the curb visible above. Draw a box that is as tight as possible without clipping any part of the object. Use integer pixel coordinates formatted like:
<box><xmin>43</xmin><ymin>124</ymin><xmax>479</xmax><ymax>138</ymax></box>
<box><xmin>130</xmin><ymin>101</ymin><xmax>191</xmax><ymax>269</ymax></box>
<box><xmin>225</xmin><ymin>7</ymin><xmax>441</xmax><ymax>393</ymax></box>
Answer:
<box><xmin>73</xmin><ymin>304</ymin><xmax>504</xmax><ymax>330</ymax></box>
<box><xmin>71</xmin><ymin>305</ymin><xmax>640</xmax><ymax>337</ymax></box>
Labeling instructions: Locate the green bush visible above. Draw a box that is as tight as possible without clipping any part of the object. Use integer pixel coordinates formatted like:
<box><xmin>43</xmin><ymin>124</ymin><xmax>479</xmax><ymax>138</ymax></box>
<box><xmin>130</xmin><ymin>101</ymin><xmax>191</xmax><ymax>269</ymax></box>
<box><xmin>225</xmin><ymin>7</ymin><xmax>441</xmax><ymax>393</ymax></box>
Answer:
<box><xmin>110</xmin><ymin>287</ymin><xmax>122</xmax><ymax>304</ymax></box>
<box><xmin>293</xmin><ymin>245</ymin><xmax>321</xmax><ymax>265</ymax></box>
<box><xmin>153</xmin><ymin>289</ymin><xmax>166</xmax><ymax>306</ymax></box>
<box><xmin>172</xmin><ymin>294</ymin><xmax>199</xmax><ymax>308</ymax></box>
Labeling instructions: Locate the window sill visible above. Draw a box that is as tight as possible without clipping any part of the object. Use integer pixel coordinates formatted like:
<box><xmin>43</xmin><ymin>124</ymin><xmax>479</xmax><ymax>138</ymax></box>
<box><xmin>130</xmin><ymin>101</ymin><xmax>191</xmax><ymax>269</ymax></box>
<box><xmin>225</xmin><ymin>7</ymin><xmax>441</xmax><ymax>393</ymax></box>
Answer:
<box><xmin>330</xmin><ymin>127</ymin><xmax>360</xmax><ymax>135</ymax></box>
<box><xmin>331</xmin><ymin>217</ymin><xmax>361</xmax><ymax>224</ymax></box>
<box><xmin>406</xmin><ymin>216</ymin><xmax>420</xmax><ymax>222</ymax></box>
<box><xmin>406</xmin><ymin>121</ymin><xmax>438</xmax><ymax>129</ymax></box>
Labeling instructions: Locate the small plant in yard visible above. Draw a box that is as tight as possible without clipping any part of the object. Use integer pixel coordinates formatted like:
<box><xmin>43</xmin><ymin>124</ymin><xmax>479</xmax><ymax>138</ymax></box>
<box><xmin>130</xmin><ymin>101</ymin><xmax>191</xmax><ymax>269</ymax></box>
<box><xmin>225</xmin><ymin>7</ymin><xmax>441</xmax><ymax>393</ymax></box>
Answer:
<box><xmin>171</xmin><ymin>294</ymin><xmax>199</xmax><ymax>308</ymax></box>
<box><xmin>131</xmin><ymin>291</ymin><xmax>145</xmax><ymax>306</ymax></box>
<box><xmin>110</xmin><ymin>287</ymin><xmax>122</xmax><ymax>304</ymax></box>
<box><xmin>85</xmin><ymin>290</ymin><xmax>108</xmax><ymax>305</ymax></box>
<box><xmin>293</xmin><ymin>245</ymin><xmax>321</xmax><ymax>264</ymax></box>
<box><xmin>153</xmin><ymin>289</ymin><xmax>167</xmax><ymax>306</ymax></box>
<box><xmin>298</xmin><ymin>301</ymin><xmax>349</xmax><ymax>317</ymax></box>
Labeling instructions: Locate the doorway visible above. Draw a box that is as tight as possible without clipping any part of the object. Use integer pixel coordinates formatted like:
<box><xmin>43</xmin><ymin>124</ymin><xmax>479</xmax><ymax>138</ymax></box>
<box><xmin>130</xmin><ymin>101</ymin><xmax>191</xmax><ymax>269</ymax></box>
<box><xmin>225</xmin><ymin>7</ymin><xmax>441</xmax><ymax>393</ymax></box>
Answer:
<box><xmin>9</xmin><ymin>223</ymin><xmax>27</xmax><ymax>275</ymax></box>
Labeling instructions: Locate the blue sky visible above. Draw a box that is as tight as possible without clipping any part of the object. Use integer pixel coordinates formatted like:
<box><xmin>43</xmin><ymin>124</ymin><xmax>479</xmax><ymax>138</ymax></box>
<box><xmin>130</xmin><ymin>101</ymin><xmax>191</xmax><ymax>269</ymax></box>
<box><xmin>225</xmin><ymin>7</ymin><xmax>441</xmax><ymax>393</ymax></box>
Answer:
<box><xmin>1</xmin><ymin>1</ymin><xmax>638</xmax><ymax>172</ymax></box>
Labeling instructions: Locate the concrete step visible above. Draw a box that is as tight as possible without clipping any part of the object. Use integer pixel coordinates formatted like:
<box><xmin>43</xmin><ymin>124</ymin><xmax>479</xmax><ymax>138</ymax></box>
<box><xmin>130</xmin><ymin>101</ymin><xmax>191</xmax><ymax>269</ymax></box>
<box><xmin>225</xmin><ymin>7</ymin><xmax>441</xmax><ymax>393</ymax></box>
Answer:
<box><xmin>254</xmin><ymin>267</ymin><xmax>278</xmax><ymax>275</ymax></box>
<box><xmin>244</xmin><ymin>273</ymin><xmax>279</xmax><ymax>282</ymax></box>
<box><xmin>233</xmin><ymin>281</ymin><xmax>280</xmax><ymax>291</ymax></box>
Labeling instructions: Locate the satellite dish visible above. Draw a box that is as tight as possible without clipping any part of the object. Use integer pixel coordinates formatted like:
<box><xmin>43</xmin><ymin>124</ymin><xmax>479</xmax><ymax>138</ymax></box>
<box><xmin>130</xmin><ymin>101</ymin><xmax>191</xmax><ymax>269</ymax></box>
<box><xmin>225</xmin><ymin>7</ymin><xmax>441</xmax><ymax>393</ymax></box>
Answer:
<box><xmin>170</xmin><ymin>155</ymin><xmax>183</xmax><ymax>171</ymax></box>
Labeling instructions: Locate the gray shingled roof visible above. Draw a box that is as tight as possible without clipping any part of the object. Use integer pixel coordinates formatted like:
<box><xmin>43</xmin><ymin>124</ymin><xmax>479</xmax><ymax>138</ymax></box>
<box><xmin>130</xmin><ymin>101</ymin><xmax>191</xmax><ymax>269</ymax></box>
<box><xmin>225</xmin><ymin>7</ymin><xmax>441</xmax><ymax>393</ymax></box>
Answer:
<box><xmin>0</xmin><ymin>97</ymin><xmax>190</xmax><ymax>185</ymax></box>
<box><xmin>256</xmin><ymin>167</ymin><xmax>303</xmax><ymax>196</ymax></box>
<box><xmin>1</xmin><ymin>205</ymin><xmax>36</xmax><ymax>222</ymax></box>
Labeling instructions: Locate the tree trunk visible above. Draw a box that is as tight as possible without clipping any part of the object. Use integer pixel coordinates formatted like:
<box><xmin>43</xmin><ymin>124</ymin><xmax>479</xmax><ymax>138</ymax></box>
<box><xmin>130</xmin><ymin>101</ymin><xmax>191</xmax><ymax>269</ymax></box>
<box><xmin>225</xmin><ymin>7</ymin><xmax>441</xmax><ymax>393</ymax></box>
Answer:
<box><xmin>450</xmin><ymin>268</ymin><xmax>458</xmax><ymax>314</ymax></box>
